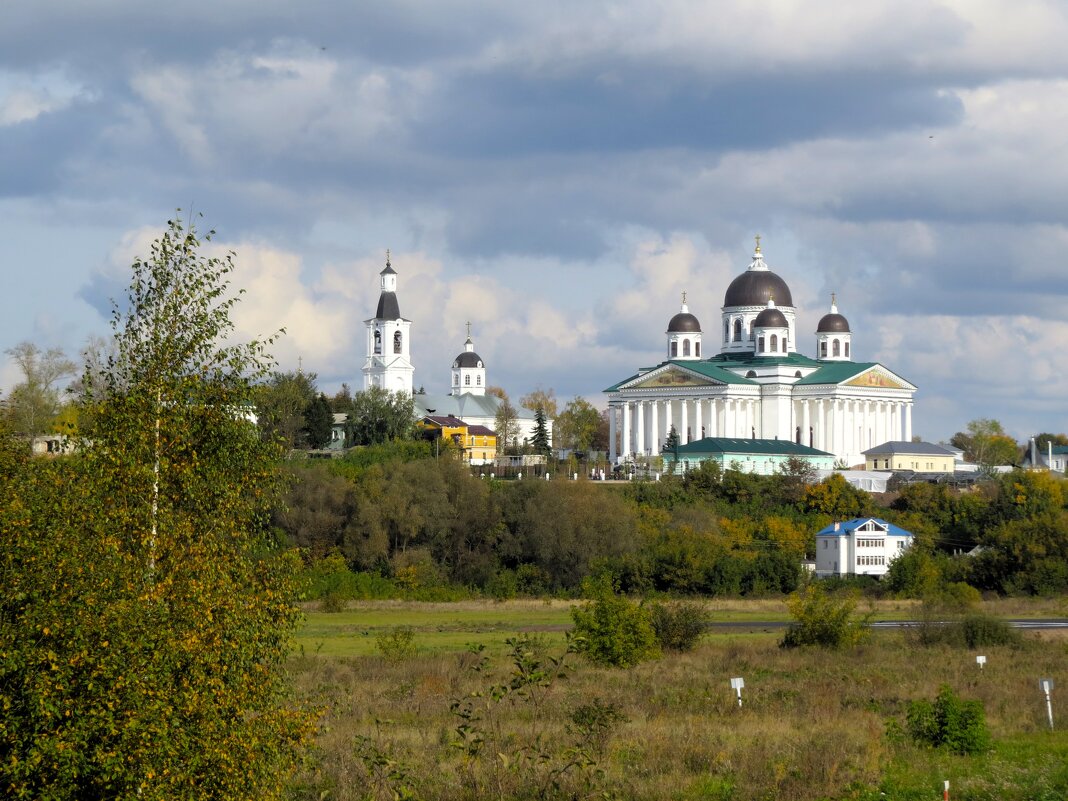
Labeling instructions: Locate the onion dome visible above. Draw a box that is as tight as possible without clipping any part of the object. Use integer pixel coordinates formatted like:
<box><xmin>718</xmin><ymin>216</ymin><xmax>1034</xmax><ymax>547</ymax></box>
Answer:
<box><xmin>452</xmin><ymin>329</ymin><xmax>484</xmax><ymax>368</ymax></box>
<box><xmin>754</xmin><ymin>299</ymin><xmax>788</xmax><ymax>328</ymax></box>
<box><xmin>668</xmin><ymin>293</ymin><xmax>701</xmax><ymax>332</ymax></box>
<box><xmin>723</xmin><ymin>238</ymin><xmax>794</xmax><ymax>307</ymax></box>
<box><xmin>817</xmin><ymin>294</ymin><xmax>850</xmax><ymax>333</ymax></box>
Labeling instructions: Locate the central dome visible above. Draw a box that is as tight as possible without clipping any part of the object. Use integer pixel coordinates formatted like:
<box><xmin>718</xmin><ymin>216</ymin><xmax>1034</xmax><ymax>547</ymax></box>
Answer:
<box><xmin>453</xmin><ymin>351</ymin><xmax>483</xmax><ymax>368</ymax></box>
<box><xmin>724</xmin><ymin>271</ymin><xmax>793</xmax><ymax>308</ymax></box>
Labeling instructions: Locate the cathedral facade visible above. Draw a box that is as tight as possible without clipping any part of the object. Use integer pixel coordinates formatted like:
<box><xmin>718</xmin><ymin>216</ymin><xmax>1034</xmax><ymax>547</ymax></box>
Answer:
<box><xmin>604</xmin><ymin>241</ymin><xmax>917</xmax><ymax>468</ymax></box>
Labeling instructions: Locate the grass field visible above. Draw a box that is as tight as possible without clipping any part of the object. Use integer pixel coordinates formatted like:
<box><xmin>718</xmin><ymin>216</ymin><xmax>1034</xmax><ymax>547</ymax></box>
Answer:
<box><xmin>289</xmin><ymin>598</ymin><xmax>1068</xmax><ymax>800</ymax></box>
<box><xmin>293</xmin><ymin>596</ymin><xmax>1066</xmax><ymax>658</ymax></box>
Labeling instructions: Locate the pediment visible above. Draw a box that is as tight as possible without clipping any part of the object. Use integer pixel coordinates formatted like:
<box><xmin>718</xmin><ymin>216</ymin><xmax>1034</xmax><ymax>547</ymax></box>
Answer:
<box><xmin>629</xmin><ymin>367</ymin><xmax>718</xmax><ymax>389</ymax></box>
<box><xmin>845</xmin><ymin>368</ymin><xmax>909</xmax><ymax>390</ymax></box>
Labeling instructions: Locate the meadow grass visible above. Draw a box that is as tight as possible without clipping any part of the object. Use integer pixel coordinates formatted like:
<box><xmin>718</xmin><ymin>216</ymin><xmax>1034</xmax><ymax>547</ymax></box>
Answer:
<box><xmin>289</xmin><ymin>599</ymin><xmax>1068</xmax><ymax>800</ymax></box>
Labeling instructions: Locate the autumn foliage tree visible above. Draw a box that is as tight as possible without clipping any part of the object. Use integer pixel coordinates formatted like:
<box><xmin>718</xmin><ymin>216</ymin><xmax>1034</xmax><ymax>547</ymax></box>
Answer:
<box><xmin>0</xmin><ymin>216</ymin><xmax>312</xmax><ymax>800</ymax></box>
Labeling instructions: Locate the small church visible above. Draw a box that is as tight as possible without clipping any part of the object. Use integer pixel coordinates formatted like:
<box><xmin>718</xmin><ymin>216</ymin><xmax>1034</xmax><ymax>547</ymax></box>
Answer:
<box><xmin>360</xmin><ymin>253</ymin><xmax>548</xmax><ymax>448</ymax></box>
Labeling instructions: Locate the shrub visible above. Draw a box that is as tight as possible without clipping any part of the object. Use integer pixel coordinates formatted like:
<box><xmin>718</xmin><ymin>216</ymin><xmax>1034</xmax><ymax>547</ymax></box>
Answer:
<box><xmin>958</xmin><ymin>612</ymin><xmax>1021</xmax><ymax>648</ymax></box>
<box><xmin>780</xmin><ymin>583</ymin><xmax>870</xmax><ymax>649</ymax></box>
<box><xmin>568</xmin><ymin>698</ymin><xmax>628</xmax><ymax>755</ymax></box>
<box><xmin>570</xmin><ymin>575</ymin><xmax>660</xmax><ymax>667</ymax></box>
<box><xmin>375</xmin><ymin>626</ymin><xmax>417</xmax><ymax>662</ymax></box>
<box><xmin>906</xmin><ymin>685</ymin><xmax>991</xmax><ymax>754</ymax></box>
<box><xmin>650</xmin><ymin>601</ymin><xmax>707</xmax><ymax>652</ymax></box>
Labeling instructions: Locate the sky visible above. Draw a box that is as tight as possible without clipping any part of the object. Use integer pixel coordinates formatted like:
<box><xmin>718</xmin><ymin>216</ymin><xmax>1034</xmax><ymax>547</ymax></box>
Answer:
<box><xmin>2</xmin><ymin>0</ymin><xmax>1068</xmax><ymax>444</ymax></box>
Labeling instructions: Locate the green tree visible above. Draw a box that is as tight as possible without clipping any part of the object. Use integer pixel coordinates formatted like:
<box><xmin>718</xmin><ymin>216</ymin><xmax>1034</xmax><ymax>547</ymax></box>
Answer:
<box><xmin>780</xmin><ymin>583</ymin><xmax>870</xmax><ymax>649</ymax></box>
<box><xmin>303</xmin><ymin>392</ymin><xmax>334</xmax><ymax>449</ymax></box>
<box><xmin>491</xmin><ymin>388</ymin><xmax>520</xmax><ymax>453</ymax></box>
<box><xmin>662</xmin><ymin>425</ymin><xmax>681</xmax><ymax>471</ymax></box>
<box><xmin>0</xmin><ymin>216</ymin><xmax>312</xmax><ymax>800</ymax></box>
<box><xmin>570</xmin><ymin>575</ymin><xmax>660</xmax><ymax>667</ymax></box>
<box><xmin>520</xmin><ymin>387</ymin><xmax>557</xmax><ymax>418</ymax></box>
<box><xmin>255</xmin><ymin>370</ymin><xmax>317</xmax><ymax>448</ymax></box>
<box><xmin>553</xmin><ymin>396</ymin><xmax>601</xmax><ymax>453</ymax></box>
<box><xmin>2</xmin><ymin>341</ymin><xmax>76</xmax><ymax>438</ymax></box>
<box><xmin>345</xmin><ymin>386</ymin><xmax>415</xmax><ymax>446</ymax></box>
<box><xmin>531</xmin><ymin>407</ymin><xmax>550</xmax><ymax>455</ymax></box>
<box><xmin>950</xmin><ymin>418</ymin><xmax>1019</xmax><ymax>469</ymax></box>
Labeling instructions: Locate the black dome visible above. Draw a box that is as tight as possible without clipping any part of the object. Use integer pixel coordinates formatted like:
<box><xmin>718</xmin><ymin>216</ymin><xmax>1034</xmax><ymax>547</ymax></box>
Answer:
<box><xmin>817</xmin><ymin>313</ymin><xmax>851</xmax><ymax>333</ymax></box>
<box><xmin>724</xmin><ymin>271</ymin><xmax>793</xmax><ymax>307</ymax></box>
<box><xmin>375</xmin><ymin>291</ymin><xmax>400</xmax><ymax>319</ymax></box>
<box><xmin>453</xmin><ymin>351</ymin><xmax>483</xmax><ymax>368</ymax></box>
<box><xmin>668</xmin><ymin>312</ymin><xmax>701</xmax><ymax>333</ymax></box>
<box><xmin>754</xmin><ymin>307</ymin><xmax>788</xmax><ymax>328</ymax></box>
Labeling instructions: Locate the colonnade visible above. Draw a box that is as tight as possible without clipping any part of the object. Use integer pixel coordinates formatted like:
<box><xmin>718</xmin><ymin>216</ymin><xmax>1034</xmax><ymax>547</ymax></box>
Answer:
<box><xmin>608</xmin><ymin>395</ymin><xmax>913</xmax><ymax>466</ymax></box>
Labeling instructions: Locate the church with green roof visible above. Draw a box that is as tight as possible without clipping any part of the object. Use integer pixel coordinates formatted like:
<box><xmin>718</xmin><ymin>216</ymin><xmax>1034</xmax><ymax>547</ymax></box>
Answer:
<box><xmin>604</xmin><ymin>239</ymin><xmax>917</xmax><ymax>468</ymax></box>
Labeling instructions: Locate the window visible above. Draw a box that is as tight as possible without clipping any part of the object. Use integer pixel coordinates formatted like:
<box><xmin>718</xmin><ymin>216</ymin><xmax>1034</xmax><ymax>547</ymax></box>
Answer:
<box><xmin>683</xmin><ymin>339</ymin><xmax>691</xmax><ymax>356</ymax></box>
<box><xmin>770</xmin><ymin>333</ymin><xmax>778</xmax><ymax>351</ymax></box>
<box><xmin>374</xmin><ymin>330</ymin><xmax>382</xmax><ymax>354</ymax></box>
<box><xmin>833</xmin><ymin>339</ymin><xmax>840</xmax><ymax>357</ymax></box>
<box><xmin>394</xmin><ymin>331</ymin><xmax>402</xmax><ymax>353</ymax></box>
<box><xmin>724</xmin><ymin>320</ymin><xmax>730</xmax><ymax>342</ymax></box>
<box><xmin>820</xmin><ymin>341</ymin><xmax>827</xmax><ymax>358</ymax></box>
<box><xmin>748</xmin><ymin>322</ymin><xmax>754</xmax><ymax>340</ymax></box>
<box><xmin>822</xmin><ymin>540</ymin><xmax>828</xmax><ymax>549</ymax></box>
<box><xmin>476</xmin><ymin>375</ymin><xmax>482</xmax><ymax>386</ymax></box>
<box><xmin>453</xmin><ymin>374</ymin><xmax>458</xmax><ymax>386</ymax></box>
<box><xmin>782</xmin><ymin>336</ymin><xmax>788</xmax><ymax>353</ymax></box>
<box><xmin>695</xmin><ymin>342</ymin><xmax>700</xmax><ymax>357</ymax></box>
<box><xmin>758</xmin><ymin>336</ymin><xmax>765</xmax><ymax>352</ymax></box>
<box><xmin>465</xmin><ymin>375</ymin><xmax>471</xmax><ymax>385</ymax></box>
<box><xmin>671</xmin><ymin>341</ymin><xmax>678</xmax><ymax>357</ymax></box>
<box><xmin>733</xmin><ymin>319</ymin><xmax>742</xmax><ymax>341</ymax></box>
<box><xmin>844</xmin><ymin>341</ymin><xmax>850</xmax><ymax>358</ymax></box>
<box><xmin>795</xmin><ymin>426</ymin><xmax>801</xmax><ymax>444</ymax></box>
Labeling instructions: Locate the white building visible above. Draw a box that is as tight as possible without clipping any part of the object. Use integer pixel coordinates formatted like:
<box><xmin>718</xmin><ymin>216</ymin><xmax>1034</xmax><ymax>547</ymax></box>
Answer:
<box><xmin>604</xmin><ymin>239</ymin><xmax>917</xmax><ymax>467</ymax></box>
<box><xmin>814</xmin><ymin>517</ymin><xmax>913</xmax><ymax>578</ymax></box>
<box><xmin>362</xmin><ymin>252</ymin><xmax>415</xmax><ymax>395</ymax></box>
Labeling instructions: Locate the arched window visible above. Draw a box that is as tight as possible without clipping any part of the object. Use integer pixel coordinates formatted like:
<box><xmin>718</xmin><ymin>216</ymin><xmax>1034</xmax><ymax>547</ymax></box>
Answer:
<box><xmin>758</xmin><ymin>336</ymin><xmax>765</xmax><ymax>352</ymax></box>
<box><xmin>746</xmin><ymin>370</ymin><xmax>757</xmax><ymax>378</ymax></box>
<box><xmin>820</xmin><ymin>341</ymin><xmax>827</xmax><ymax>358</ymax></box>
<box><xmin>795</xmin><ymin>426</ymin><xmax>801</xmax><ymax>444</ymax></box>
<box><xmin>671</xmin><ymin>341</ymin><xmax>678</xmax><ymax>357</ymax></box>
<box><xmin>770</xmin><ymin>334</ymin><xmax>778</xmax><ymax>351</ymax></box>
<box><xmin>724</xmin><ymin>320</ymin><xmax>729</xmax><ymax>342</ymax></box>
<box><xmin>782</xmin><ymin>336</ymin><xmax>788</xmax><ymax>353</ymax></box>
<box><xmin>844</xmin><ymin>341</ymin><xmax>850</xmax><ymax>358</ymax></box>
<box><xmin>465</xmin><ymin>375</ymin><xmax>471</xmax><ymax>386</ymax></box>
<box><xmin>795</xmin><ymin>371</ymin><xmax>802</xmax><ymax>378</ymax></box>
<box><xmin>733</xmin><ymin>319</ymin><xmax>742</xmax><ymax>341</ymax></box>
<box><xmin>695</xmin><ymin>342</ymin><xmax>700</xmax><ymax>357</ymax></box>
<box><xmin>683</xmin><ymin>339</ymin><xmax>691</xmax><ymax>357</ymax></box>
<box><xmin>374</xmin><ymin>330</ymin><xmax>382</xmax><ymax>354</ymax></box>
<box><xmin>453</xmin><ymin>374</ymin><xmax>459</xmax><ymax>386</ymax></box>
<box><xmin>476</xmin><ymin>375</ymin><xmax>482</xmax><ymax>386</ymax></box>
<box><xmin>394</xmin><ymin>331</ymin><xmax>402</xmax><ymax>353</ymax></box>
<box><xmin>748</xmin><ymin>321</ymin><xmax>754</xmax><ymax>340</ymax></box>
<box><xmin>833</xmin><ymin>339</ymin><xmax>840</xmax><ymax>357</ymax></box>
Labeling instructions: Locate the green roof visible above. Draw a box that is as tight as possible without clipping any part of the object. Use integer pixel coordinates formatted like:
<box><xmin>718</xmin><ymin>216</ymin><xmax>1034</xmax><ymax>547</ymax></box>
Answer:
<box><xmin>794</xmin><ymin>362</ymin><xmax>878</xmax><ymax>385</ymax></box>
<box><xmin>667</xmin><ymin>437</ymin><xmax>834</xmax><ymax>457</ymax></box>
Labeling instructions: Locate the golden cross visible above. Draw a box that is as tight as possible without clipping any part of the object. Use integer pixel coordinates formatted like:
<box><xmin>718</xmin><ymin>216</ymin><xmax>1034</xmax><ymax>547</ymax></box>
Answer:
<box><xmin>754</xmin><ymin>234</ymin><xmax>762</xmax><ymax>253</ymax></box>
<box><xmin>682</xmin><ymin>290</ymin><xmax>687</xmax><ymax>305</ymax></box>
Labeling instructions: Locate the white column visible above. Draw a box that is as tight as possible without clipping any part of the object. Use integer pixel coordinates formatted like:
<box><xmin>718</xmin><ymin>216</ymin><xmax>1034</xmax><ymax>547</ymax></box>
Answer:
<box><xmin>802</xmin><ymin>399</ymin><xmax>811</xmax><ymax>448</ymax></box>
<box><xmin>833</xmin><ymin>400</ymin><xmax>843</xmax><ymax>462</ymax></box>
<box><xmin>905</xmin><ymin>402</ymin><xmax>913</xmax><ymax>441</ymax></box>
<box><xmin>609</xmin><ymin>405</ymin><xmax>618</xmax><ymax>463</ymax></box>
<box><xmin>681</xmin><ymin>399</ymin><xmax>690</xmax><ymax>444</ymax></box>
<box><xmin>622</xmin><ymin>402</ymin><xmax>632</xmax><ymax>458</ymax></box>
<box><xmin>708</xmin><ymin>398</ymin><xmax>718</xmax><ymax>437</ymax></box>
<box><xmin>695</xmin><ymin>397</ymin><xmax>703</xmax><ymax>441</ymax></box>
<box><xmin>636</xmin><ymin>401</ymin><xmax>645</xmax><ymax>455</ymax></box>
<box><xmin>651</xmin><ymin>401</ymin><xmax>660</xmax><ymax>454</ymax></box>
<box><xmin>664</xmin><ymin>399</ymin><xmax>673</xmax><ymax>442</ymax></box>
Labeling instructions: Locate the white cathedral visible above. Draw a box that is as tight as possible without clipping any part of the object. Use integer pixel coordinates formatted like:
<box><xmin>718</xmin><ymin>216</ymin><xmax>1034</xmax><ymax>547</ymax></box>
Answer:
<box><xmin>604</xmin><ymin>239</ymin><xmax>917</xmax><ymax>468</ymax></box>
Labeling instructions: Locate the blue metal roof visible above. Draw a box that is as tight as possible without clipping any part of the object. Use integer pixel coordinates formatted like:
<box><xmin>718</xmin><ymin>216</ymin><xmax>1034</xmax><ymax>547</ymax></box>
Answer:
<box><xmin>815</xmin><ymin>517</ymin><xmax>914</xmax><ymax>538</ymax></box>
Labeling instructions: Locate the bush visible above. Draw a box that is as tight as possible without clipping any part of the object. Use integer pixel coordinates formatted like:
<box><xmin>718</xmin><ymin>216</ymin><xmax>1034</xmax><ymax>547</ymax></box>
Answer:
<box><xmin>906</xmin><ymin>685</ymin><xmax>991</xmax><ymax>754</ymax></box>
<box><xmin>375</xmin><ymin>626</ymin><xmax>417</xmax><ymax>662</ymax></box>
<box><xmin>570</xmin><ymin>575</ymin><xmax>660</xmax><ymax>667</ymax></box>
<box><xmin>650</xmin><ymin>601</ymin><xmax>707</xmax><ymax>652</ymax></box>
<box><xmin>958</xmin><ymin>612</ymin><xmax>1021</xmax><ymax>648</ymax></box>
<box><xmin>780</xmin><ymin>583</ymin><xmax>870</xmax><ymax>649</ymax></box>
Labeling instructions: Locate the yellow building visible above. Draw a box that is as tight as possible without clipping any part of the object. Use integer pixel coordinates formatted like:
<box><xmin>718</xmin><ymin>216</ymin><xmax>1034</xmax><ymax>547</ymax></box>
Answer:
<box><xmin>420</xmin><ymin>415</ymin><xmax>497</xmax><ymax>466</ymax></box>
<box><xmin>862</xmin><ymin>441</ymin><xmax>956</xmax><ymax>473</ymax></box>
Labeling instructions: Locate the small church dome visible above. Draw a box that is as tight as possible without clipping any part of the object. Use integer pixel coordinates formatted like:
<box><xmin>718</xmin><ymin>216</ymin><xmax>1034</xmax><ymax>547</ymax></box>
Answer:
<box><xmin>453</xmin><ymin>351</ymin><xmax>483</xmax><ymax>368</ymax></box>
<box><xmin>668</xmin><ymin>311</ymin><xmax>701</xmax><ymax>333</ymax></box>
<box><xmin>817</xmin><ymin>312</ymin><xmax>850</xmax><ymax>333</ymax></box>
<box><xmin>754</xmin><ymin>306</ymin><xmax>788</xmax><ymax>328</ymax></box>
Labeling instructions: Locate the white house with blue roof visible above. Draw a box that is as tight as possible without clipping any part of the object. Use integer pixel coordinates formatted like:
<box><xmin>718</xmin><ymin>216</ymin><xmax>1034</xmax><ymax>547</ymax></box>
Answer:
<box><xmin>604</xmin><ymin>239</ymin><xmax>917</xmax><ymax>468</ymax></box>
<box><xmin>814</xmin><ymin>518</ymin><xmax>914</xmax><ymax>578</ymax></box>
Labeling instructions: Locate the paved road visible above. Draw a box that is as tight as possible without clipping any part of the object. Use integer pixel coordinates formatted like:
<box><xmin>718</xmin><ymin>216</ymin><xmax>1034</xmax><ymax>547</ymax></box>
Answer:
<box><xmin>707</xmin><ymin>619</ymin><xmax>1068</xmax><ymax>630</ymax></box>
